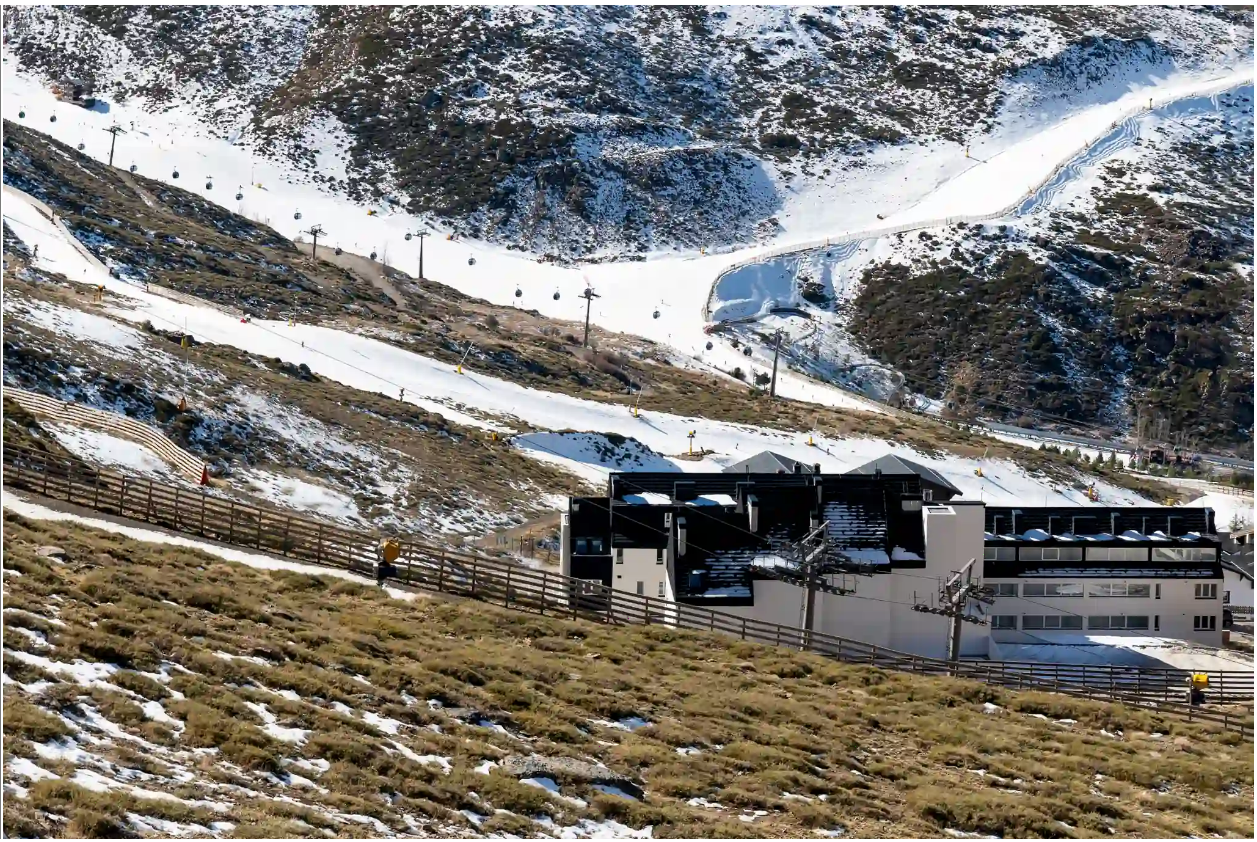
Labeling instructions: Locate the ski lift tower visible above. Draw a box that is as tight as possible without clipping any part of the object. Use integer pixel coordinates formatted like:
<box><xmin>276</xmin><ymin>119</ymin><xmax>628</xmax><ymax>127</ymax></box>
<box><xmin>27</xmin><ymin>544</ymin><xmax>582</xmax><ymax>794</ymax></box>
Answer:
<box><xmin>579</xmin><ymin>285</ymin><xmax>601</xmax><ymax>347</ymax></box>
<box><xmin>102</xmin><ymin>124</ymin><xmax>127</xmax><ymax>167</ymax></box>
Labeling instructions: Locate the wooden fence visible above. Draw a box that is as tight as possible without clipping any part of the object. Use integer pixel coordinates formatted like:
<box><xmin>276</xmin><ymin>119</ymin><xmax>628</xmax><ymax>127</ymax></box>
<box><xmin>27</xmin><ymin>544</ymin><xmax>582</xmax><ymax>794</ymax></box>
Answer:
<box><xmin>2</xmin><ymin>445</ymin><xmax>1252</xmax><ymax>737</ymax></box>
<box><xmin>5</xmin><ymin>388</ymin><xmax>206</xmax><ymax>483</ymax></box>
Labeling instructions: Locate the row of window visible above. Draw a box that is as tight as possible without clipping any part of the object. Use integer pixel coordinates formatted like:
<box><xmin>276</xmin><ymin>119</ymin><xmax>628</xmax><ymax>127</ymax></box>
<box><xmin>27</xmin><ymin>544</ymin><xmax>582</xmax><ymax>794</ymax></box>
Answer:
<box><xmin>989</xmin><ymin>582</ymin><xmax>1218</xmax><ymax>599</ymax></box>
<box><xmin>992</xmin><ymin>614</ymin><xmax>1218</xmax><ymax>632</ymax></box>
<box><xmin>575</xmin><ymin>539</ymin><xmax>669</xmax><ymax>563</ymax></box>
<box><xmin>984</xmin><ymin>546</ymin><xmax>1217</xmax><ymax>563</ymax></box>
<box><xmin>632</xmin><ymin>581</ymin><xmax>666</xmax><ymax>597</ymax></box>
<box><xmin>615</xmin><ymin>548</ymin><xmax>665</xmax><ymax>564</ymax></box>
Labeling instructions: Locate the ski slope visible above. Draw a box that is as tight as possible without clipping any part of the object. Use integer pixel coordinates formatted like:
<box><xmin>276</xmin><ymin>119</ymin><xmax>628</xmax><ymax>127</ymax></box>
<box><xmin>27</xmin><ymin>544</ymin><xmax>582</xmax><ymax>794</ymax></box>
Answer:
<box><xmin>1</xmin><ymin>185</ymin><xmax>1162</xmax><ymax>508</ymax></box>
<box><xmin>2</xmin><ymin>59</ymin><xmax>1249</xmax><ymax>420</ymax></box>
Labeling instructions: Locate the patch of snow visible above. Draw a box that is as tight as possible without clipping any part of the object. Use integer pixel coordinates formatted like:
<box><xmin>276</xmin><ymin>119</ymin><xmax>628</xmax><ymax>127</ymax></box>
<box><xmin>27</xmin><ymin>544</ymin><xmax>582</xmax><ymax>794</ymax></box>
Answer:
<box><xmin>126</xmin><ymin>813</ymin><xmax>213</xmax><ymax>837</ymax></box>
<box><xmin>7</xmin><ymin>757</ymin><xmax>60</xmax><ymax>783</ymax></box>
<box><xmin>362</xmin><ymin>711</ymin><xmax>404</xmax><ymax>735</ymax></box>
<box><xmin>593</xmin><ymin>783</ymin><xmax>639</xmax><ymax>801</ymax></box>
<box><xmin>242</xmin><ymin>468</ymin><xmax>361</xmax><ymax>522</ymax></box>
<box><xmin>286</xmin><ymin>757</ymin><xmax>331</xmax><ymax>776</ymax></box>
<box><xmin>522</xmin><ymin>776</ymin><xmax>562</xmax><ymax>793</ymax></box>
<box><xmin>243</xmin><ymin>701</ymin><xmax>311</xmax><ymax>745</ymax></box>
<box><xmin>42</xmin><ymin>424</ymin><xmax>182</xmax><ymax>480</ymax></box>
<box><xmin>556</xmin><ymin>818</ymin><xmax>653</xmax><ymax>839</ymax></box>
<box><xmin>4</xmin><ymin>648</ymin><xmax>117</xmax><ymax>686</ymax></box>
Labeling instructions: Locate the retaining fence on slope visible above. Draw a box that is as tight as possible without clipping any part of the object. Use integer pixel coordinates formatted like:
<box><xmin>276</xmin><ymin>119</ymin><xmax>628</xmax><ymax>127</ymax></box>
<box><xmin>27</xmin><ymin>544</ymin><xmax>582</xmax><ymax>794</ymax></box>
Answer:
<box><xmin>704</xmin><ymin>75</ymin><xmax>1248</xmax><ymax>319</ymax></box>
<box><xmin>3</xmin><ymin>445</ymin><xmax>1252</xmax><ymax>736</ymax></box>
<box><xmin>5</xmin><ymin>388</ymin><xmax>207</xmax><ymax>484</ymax></box>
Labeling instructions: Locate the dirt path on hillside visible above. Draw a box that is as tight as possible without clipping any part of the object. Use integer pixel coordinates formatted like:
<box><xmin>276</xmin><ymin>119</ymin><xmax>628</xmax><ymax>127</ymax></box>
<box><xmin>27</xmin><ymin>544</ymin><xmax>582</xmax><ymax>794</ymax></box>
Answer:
<box><xmin>118</xmin><ymin>170</ymin><xmax>164</xmax><ymax>212</ymax></box>
<box><xmin>312</xmin><ymin>244</ymin><xmax>409</xmax><ymax>309</ymax></box>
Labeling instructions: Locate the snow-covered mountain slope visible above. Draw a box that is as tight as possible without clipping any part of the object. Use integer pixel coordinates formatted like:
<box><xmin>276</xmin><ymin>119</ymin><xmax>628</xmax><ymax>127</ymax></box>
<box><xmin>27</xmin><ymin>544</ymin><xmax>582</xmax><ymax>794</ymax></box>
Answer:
<box><xmin>5</xmin><ymin>56</ymin><xmax>1251</xmax><ymax>436</ymax></box>
<box><xmin>709</xmin><ymin>84</ymin><xmax>1255</xmax><ymax>452</ymax></box>
<box><xmin>0</xmin><ymin>181</ymin><xmax>1175</xmax><ymax>511</ymax></box>
<box><xmin>3</xmin><ymin>5</ymin><xmax>1251</xmax><ymax>257</ymax></box>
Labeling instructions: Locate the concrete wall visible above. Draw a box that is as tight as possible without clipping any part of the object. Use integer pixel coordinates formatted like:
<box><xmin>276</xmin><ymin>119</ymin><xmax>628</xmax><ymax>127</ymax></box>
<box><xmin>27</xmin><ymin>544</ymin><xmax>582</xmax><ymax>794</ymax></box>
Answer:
<box><xmin>1224</xmin><ymin>567</ymin><xmax>1254</xmax><ymax>610</ymax></box>
<box><xmin>986</xmin><ymin>577</ymin><xmax>1225</xmax><ymax>648</ymax></box>
<box><xmin>703</xmin><ymin>504</ymin><xmax>989</xmax><ymax>659</ymax></box>
<box><xmin>613</xmin><ymin>547</ymin><xmax>669</xmax><ymax>599</ymax></box>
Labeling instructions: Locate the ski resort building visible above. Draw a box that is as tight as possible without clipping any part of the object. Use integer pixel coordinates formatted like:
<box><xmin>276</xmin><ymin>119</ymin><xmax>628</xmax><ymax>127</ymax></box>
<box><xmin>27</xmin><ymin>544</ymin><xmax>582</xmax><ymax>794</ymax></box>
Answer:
<box><xmin>561</xmin><ymin>465</ymin><xmax>986</xmax><ymax>659</ymax></box>
<box><xmin>561</xmin><ymin>464</ymin><xmax>1228</xmax><ymax>660</ymax></box>
<box><xmin>981</xmin><ymin>506</ymin><xmax>1226</xmax><ymax>651</ymax></box>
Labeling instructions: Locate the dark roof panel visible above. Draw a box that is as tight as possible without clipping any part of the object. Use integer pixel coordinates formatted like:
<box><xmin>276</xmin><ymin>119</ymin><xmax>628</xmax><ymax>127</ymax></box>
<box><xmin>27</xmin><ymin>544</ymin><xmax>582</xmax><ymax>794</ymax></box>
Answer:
<box><xmin>846</xmin><ymin>454</ymin><xmax>962</xmax><ymax>495</ymax></box>
<box><xmin>723</xmin><ymin>451</ymin><xmax>816</xmax><ymax>475</ymax></box>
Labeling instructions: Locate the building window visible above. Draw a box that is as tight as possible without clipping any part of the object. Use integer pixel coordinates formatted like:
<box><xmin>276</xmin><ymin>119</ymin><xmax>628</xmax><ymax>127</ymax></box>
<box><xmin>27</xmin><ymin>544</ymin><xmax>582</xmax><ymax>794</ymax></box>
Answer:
<box><xmin>656</xmin><ymin>548</ymin><xmax>664</xmax><ymax>564</ymax></box>
<box><xmin>984</xmin><ymin>546</ymin><xmax>1016</xmax><ymax>562</ymax></box>
<box><xmin>1224</xmin><ymin>590</ymin><xmax>1231</xmax><ymax>605</ymax></box>
<box><xmin>1020</xmin><ymin>547</ymin><xmax>1083</xmax><ymax>562</ymax></box>
<box><xmin>922</xmin><ymin>489</ymin><xmax>933</xmax><ymax>502</ymax></box>
<box><xmin>616</xmin><ymin>548</ymin><xmax>624</xmax><ymax>564</ymax></box>
<box><xmin>1194</xmin><ymin>615</ymin><xmax>1217</xmax><ymax>631</ymax></box>
<box><xmin>1023</xmin><ymin>583</ymin><xmax>1082</xmax><ymax>598</ymax></box>
<box><xmin>991</xmin><ymin>615</ymin><xmax>1017</xmax><ymax>630</ymax></box>
<box><xmin>576</xmin><ymin>538</ymin><xmax>606</xmax><ymax>555</ymax></box>
<box><xmin>1087</xmin><ymin>547</ymin><xmax>1151</xmax><ymax>562</ymax></box>
<box><xmin>990</xmin><ymin>583</ymin><xmax>1018</xmax><ymax>597</ymax></box>
<box><xmin>1194</xmin><ymin>583</ymin><xmax>1218</xmax><ymax>600</ymax></box>
<box><xmin>1155</xmin><ymin>583</ymin><xmax>1161</xmax><ymax>600</ymax></box>
<box><xmin>1021</xmin><ymin>615</ymin><xmax>1083</xmax><ymax>630</ymax></box>
<box><xmin>657</xmin><ymin>581</ymin><xmax>665</xmax><ymax>598</ymax></box>
<box><xmin>1153</xmin><ymin>547</ymin><xmax>1218</xmax><ymax>562</ymax></box>
<box><xmin>1089</xmin><ymin>615</ymin><xmax>1150</xmax><ymax>631</ymax></box>
<box><xmin>636</xmin><ymin>581</ymin><xmax>644</xmax><ymax>596</ymax></box>
<box><xmin>1088</xmin><ymin>583</ymin><xmax>1151</xmax><ymax>598</ymax></box>
<box><xmin>1154</xmin><ymin>615</ymin><xmax>1159</xmax><ymax>631</ymax></box>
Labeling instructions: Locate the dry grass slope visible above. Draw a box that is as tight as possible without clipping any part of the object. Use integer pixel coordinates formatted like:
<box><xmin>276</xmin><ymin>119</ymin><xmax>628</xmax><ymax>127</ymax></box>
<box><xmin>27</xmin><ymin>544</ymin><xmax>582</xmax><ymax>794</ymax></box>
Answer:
<box><xmin>2</xmin><ymin>512</ymin><xmax>1252</xmax><ymax>839</ymax></box>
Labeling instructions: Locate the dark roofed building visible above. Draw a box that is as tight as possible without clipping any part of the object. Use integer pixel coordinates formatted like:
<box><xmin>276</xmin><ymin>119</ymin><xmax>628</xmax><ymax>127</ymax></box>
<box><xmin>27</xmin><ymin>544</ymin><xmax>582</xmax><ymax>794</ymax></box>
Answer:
<box><xmin>846</xmin><ymin>454</ymin><xmax>963</xmax><ymax>501</ymax></box>
<box><xmin>723</xmin><ymin>451</ymin><xmax>818</xmax><ymax>475</ymax></box>
<box><xmin>565</xmin><ymin>467</ymin><xmax>926</xmax><ymax>607</ymax></box>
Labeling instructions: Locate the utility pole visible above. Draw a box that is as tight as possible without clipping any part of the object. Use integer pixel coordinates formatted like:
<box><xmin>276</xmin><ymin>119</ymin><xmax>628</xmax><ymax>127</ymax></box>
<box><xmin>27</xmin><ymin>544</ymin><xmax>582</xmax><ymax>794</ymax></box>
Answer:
<box><xmin>416</xmin><ymin>231</ymin><xmax>428</xmax><ymax>280</ymax></box>
<box><xmin>579</xmin><ymin>286</ymin><xmax>600</xmax><ymax>347</ymax></box>
<box><xmin>302</xmin><ymin>224</ymin><xmax>326</xmax><ymax>259</ymax></box>
<box><xmin>769</xmin><ymin>329</ymin><xmax>783</xmax><ymax>398</ymax></box>
<box><xmin>102</xmin><ymin>124</ymin><xmax>127</xmax><ymax>167</ymax></box>
<box><xmin>799</xmin><ymin>522</ymin><xmax>827</xmax><ymax>651</ymax></box>
<box><xmin>912</xmin><ymin>558</ymin><xmax>993</xmax><ymax>667</ymax></box>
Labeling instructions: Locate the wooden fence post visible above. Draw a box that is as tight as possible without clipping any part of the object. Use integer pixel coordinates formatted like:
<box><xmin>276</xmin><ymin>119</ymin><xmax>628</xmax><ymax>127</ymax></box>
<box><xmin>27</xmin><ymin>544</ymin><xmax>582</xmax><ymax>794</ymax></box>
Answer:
<box><xmin>227</xmin><ymin>501</ymin><xmax>236</xmax><ymax>544</ymax></box>
<box><xmin>315</xmin><ymin>523</ymin><xmax>324</xmax><ymax>564</ymax></box>
<box><xmin>93</xmin><ymin>469</ymin><xmax>101</xmax><ymax>511</ymax></box>
<box><xmin>437</xmin><ymin>555</ymin><xmax>447</xmax><ymax>593</ymax></box>
<box><xmin>146</xmin><ymin>478</ymin><xmax>154</xmax><ymax>522</ymax></box>
<box><xmin>504</xmin><ymin>566</ymin><xmax>513</xmax><ymax>607</ymax></box>
<box><xmin>172</xmin><ymin>484</ymin><xmax>181</xmax><ymax>530</ymax></box>
<box><xmin>282</xmin><ymin>516</ymin><xmax>292</xmax><ymax>556</ymax></box>
<box><xmin>200</xmin><ymin>491</ymin><xmax>207</xmax><ymax>536</ymax></box>
<box><xmin>741</xmin><ymin>618</ymin><xmax>747</xmax><ymax>640</ymax></box>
